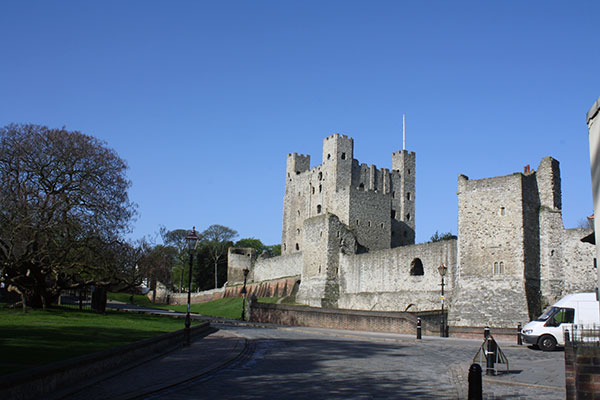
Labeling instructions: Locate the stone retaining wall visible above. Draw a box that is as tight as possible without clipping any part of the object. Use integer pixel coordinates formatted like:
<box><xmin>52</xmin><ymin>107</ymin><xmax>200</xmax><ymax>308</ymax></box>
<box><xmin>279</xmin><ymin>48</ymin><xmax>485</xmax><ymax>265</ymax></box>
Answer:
<box><xmin>248</xmin><ymin>300</ymin><xmax>440</xmax><ymax>335</ymax></box>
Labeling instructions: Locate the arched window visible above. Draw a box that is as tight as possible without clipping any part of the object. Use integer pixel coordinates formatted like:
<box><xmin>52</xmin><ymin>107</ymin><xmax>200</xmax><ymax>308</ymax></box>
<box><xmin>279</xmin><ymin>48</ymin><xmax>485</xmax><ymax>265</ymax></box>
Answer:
<box><xmin>295</xmin><ymin>243</ymin><xmax>300</xmax><ymax>251</ymax></box>
<box><xmin>317</xmin><ymin>204</ymin><xmax>322</xmax><ymax>214</ymax></box>
<box><xmin>410</xmin><ymin>258</ymin><xmax>424</xmax><ymax>276</ymax></box>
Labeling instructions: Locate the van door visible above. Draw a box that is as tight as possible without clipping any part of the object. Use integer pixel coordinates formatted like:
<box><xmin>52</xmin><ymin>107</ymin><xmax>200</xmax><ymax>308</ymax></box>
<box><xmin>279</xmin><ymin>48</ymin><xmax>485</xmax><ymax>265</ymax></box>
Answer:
<box><xmin>543</xmin><ymin>307</ymin><xmax>575</xmax><ymax>347</ymax></box>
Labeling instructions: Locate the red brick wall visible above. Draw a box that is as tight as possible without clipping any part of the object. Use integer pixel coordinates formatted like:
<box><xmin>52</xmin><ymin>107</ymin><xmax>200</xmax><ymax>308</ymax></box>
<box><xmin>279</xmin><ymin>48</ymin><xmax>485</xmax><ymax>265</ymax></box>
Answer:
<box><xmin>564</xmin><ymin>344</ymin><xmax>600</xmax><ymax>399</ymax></box>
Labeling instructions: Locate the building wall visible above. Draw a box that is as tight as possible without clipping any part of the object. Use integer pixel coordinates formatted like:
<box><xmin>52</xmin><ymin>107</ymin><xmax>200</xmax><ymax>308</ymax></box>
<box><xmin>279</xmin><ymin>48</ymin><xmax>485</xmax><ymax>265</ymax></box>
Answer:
<box><xmin>252</xmin><ymin>252</ymin><xmax>303</xmax><ymax>283</ymax></box>
<box><xmin>227</xmin><ymin>247</ymin><xmax>257</xmax><ymax>284</ymax></box>
<box><xmin>451</xmin><ymin>172</ymin><xmax>531</xmax><ymax>327</ymax></box>
<box><xmin>562</xmin><ymin>228</ymin><xmax>597</xmax><ymax>295</ymax></box>
<box><xmin>339</xmin><ymin>240</ymin><xmax>456</xmax><ymax>312</ymax></box>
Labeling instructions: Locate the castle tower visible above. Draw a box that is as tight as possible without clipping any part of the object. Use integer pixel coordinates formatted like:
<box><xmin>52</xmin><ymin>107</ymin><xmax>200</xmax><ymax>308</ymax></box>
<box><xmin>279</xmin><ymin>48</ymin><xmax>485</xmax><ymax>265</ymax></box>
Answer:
<box><xmin>390</xmin><ymin>150</ymin><xmax>416</xmax><ymax>246</ymax></box>
<box><xmin>321</xmin><ymin>134</ymin><xmax>354</xmax><ymax>191</ymax></box>
<box><xmin>281</xmin><ymin>153</ymin><xmax>311</xmax><ymax>255</ymax></box>
<box><xmin>451</xmin><ymin>172</ymin><xmax>531</xmax><ymax>327</ymax></box>
<box><xmin>536</xmin><ymin>157</ymin><xmax>565</xmax><ymax>307</ymax></box>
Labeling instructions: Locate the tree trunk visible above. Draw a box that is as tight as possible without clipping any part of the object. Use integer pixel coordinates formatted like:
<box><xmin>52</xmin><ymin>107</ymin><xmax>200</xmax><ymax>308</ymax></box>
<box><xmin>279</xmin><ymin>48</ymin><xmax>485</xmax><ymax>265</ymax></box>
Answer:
<box><xmin>214</xmin><ymin>260</ymin><xmax>218</xmax><ymax>289</ymax></box>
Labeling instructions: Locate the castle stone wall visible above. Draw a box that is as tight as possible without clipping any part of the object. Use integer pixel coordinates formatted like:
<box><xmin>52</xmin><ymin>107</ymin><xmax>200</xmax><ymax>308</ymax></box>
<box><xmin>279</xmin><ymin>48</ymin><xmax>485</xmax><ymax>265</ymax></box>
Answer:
<box><xmin>228</xmin><ymin>134</ymin><xmax>596</xmax><ymax>330</ymax></box>
<box><xmin>348</xmin><ymin>186</ymin><xmax>391</xmax><ymax>251</ymax></box>
<box><xmin>451</xmin><ymin>172</ymin><xmax>531</xmax><ymax>327</ymax></box>
<box><xmin>251</xmin><ymin>252</ymin><xmax>303</xmax><ymax>283</ymax></box>
<box><xmin>227</xmin><ymin>247</ymin><xmax>257</xmax><ymax>284</ymax></box>
<box><xmin>562</xmin><ymin>228</ymin><xmax>596</xmax><ymax>295</ymax></box>
<box><xmin>338</xmin><ymin>240</ymin><xmax>456</xmax><ymax>312</ymax></box>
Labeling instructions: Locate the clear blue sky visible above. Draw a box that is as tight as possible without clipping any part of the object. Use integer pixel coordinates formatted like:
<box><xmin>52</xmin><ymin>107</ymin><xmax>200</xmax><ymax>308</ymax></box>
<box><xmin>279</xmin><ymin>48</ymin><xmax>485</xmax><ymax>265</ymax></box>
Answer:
<box><xmin>1</xmin><ymin>1</ymin><xmax>599</xmax><ymax>245</ymax></box>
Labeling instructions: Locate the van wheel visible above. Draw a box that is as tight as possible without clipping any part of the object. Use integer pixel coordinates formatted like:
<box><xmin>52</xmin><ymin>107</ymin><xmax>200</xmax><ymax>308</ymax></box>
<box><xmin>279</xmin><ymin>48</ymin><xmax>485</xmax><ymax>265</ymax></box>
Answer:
<box><xmin>538</xmin><ymin>335</ymin><xmax>557</xmax><ymax>351</ymax></box>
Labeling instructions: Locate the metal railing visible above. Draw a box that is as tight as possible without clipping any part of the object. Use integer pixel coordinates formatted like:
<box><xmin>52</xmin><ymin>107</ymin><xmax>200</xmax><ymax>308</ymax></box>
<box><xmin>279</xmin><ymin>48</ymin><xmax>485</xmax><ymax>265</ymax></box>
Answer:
<box><xmin>58</xmin><ymin>288</ymin><xmax>92</xmax><ymax>311</ymax></box>
<box><xmin>565</xmin><ymin>324</ymin><xmax>600</xmax><ymax>346</ymax></box>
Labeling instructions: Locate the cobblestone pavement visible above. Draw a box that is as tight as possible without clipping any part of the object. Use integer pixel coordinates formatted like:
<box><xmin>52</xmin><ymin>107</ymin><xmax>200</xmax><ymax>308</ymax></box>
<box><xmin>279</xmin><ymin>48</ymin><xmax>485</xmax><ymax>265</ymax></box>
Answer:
<box><xmin>133</xmin><ymin>325</ymin><xmax>565</xmax><ymax>400</ymax></box>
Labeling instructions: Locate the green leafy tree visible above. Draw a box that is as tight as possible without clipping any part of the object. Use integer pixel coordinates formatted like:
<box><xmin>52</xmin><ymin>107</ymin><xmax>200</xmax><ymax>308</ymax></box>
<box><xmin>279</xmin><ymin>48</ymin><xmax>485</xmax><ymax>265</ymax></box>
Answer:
<box><xmin>234</xmin><ymin>238</ymin><xmax>281</xmax><ymax>257</ymax></box>
<box><xmin>0</xmin><ymin>124</ymin><xmax>136</xmax><ymax>310</ymax></box>
<box><xmin>265</xmin><ymin>244</ymin><xmax>281</xmax><ymax>256</ymax></box>
<box><xmin>235</xmin><ymin>238</ymin><xmax>265</xmax><ymax>253</ymax></box>
<box><xmin>429</xmin><ymin>231</ymin><xmax>457</xmax><ymax>243</ymax></box>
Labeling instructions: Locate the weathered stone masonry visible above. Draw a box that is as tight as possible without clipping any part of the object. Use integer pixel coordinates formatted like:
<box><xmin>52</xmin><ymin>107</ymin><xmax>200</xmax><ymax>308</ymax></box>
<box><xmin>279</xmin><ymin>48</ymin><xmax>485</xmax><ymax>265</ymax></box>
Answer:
<box><xmin>228</xmin><ymin>135</ymin><xmax>596</xmax><ymax>329</ymax></box>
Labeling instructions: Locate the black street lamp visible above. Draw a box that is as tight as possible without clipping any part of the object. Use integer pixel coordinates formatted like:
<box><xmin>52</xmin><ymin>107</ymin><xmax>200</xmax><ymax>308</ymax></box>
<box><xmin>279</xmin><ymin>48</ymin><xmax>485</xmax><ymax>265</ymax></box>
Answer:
<box><xmin>438</xmin><ymin>263</ymin><xmax>448</xmax><ymax>337</ymax></box>
<box><xmin>241</xmin><ymin>267</ymin><xmax>249</xmax><ymax>320</ymax></box>
<box><xmin>184</xmin><ymin>227</ymin><xmax>200</xmax><ymax>346</ymax></box>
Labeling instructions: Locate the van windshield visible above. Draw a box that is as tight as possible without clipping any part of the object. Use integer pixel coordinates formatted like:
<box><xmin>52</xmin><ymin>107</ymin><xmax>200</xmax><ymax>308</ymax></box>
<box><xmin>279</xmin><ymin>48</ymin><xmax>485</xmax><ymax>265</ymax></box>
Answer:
<box><xmin>537</xmin><ymin>307</ymin><xmax>558</xmax><ymax>321</ymax></box>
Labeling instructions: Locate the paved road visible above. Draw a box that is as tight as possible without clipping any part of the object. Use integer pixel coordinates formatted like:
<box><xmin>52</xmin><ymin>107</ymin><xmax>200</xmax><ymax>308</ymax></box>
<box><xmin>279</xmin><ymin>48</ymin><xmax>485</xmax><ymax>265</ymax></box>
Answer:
<box><xmin>65</xmin><ymin>322</ymin><xmax>566</xmax><ymax>400</ymax></box>
<box><xmin>152</xmin><ymin>326</ymin><xmax>564</xmax><ymax>400</ymax></box>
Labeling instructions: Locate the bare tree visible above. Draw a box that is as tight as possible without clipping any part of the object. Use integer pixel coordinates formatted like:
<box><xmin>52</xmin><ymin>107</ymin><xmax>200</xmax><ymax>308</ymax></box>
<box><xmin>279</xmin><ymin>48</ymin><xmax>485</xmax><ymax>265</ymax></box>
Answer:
<box><xmin>0</xmin><ymin>124</ymin><xmax>136</xmax><ymax>309</ymax></box>
<box><xmin>201</xmin><ymin>225</ymin><xmax>237</xmax><ymax>288</ymax></box>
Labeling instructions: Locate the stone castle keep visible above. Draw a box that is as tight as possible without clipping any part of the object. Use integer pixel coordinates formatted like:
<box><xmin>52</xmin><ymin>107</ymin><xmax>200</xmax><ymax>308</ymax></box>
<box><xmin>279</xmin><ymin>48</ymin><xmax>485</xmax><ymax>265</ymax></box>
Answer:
<box><xmin>228</xmin><ymin>134</ymin><xmax>596</xmax><ymax>328</ymax></box>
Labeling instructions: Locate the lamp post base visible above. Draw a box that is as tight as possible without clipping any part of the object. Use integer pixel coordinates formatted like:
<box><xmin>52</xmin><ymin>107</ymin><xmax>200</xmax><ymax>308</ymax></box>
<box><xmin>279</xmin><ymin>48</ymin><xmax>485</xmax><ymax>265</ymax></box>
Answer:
<box><xmin>184</xmin><ymin>313</ymin><xmax>191</xmax><ymax>346</ymax></box>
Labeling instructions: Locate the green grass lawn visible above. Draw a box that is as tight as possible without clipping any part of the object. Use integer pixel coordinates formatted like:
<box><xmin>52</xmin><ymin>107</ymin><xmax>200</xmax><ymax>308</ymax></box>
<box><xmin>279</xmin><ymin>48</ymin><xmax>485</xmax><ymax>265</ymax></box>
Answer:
<box><xmin>152</xmin><ymin>296</ymin><xmax>280</xmax><ymax>319</ymax></box>
<box><xmin>0</xmin><ymin>307</ymin><xmax>197</xmax><ymax>376</ymax></box>
<box><xmin>107</xmin><ymin>292</ymin><xmax>155</xmax><ymax>307</ymax></box>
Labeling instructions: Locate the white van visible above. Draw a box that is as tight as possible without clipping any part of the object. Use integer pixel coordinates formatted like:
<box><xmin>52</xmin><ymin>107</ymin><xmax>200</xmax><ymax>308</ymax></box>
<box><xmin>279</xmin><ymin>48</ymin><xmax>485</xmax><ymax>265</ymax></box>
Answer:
<box><xmin>521</xmin><ymin>293</ymin><xmax>599</xmax><ymax>351</ymax></box>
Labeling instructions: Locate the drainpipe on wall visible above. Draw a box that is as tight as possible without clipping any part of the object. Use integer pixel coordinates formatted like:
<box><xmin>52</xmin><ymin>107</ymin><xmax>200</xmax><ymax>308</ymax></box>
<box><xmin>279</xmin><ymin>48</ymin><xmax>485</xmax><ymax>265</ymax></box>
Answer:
<box><xmin>586</xmin><ymin>96</ymin><xmax>600</xmax><ymax>304</ymax></box>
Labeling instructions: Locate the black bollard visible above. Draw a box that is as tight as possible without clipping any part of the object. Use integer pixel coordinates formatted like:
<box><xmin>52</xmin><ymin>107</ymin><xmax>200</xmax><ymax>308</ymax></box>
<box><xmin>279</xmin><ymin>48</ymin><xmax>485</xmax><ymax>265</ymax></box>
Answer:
<box><xmin>484</xmin><ymin>326</ymin><xmax>490</xmax><ymax>339</ymax></box>
<box><xmin>417</xmin><ymin>318</ymin><xmax>422</xmax><ymax>340</ymax></box>
<box><xmin>468</xmin><ymin>363</ymin><xmax>483</xmax><ymax>400</ymax></box>
<box><xmin>517</xmin><ymin>322</ymin><xmax>522</xmax><ymax>345</ymax></box>
<box><xmin>486</xmin><ymin>336</ymin><xmax>496</xmax><ymax>375</ymax></box>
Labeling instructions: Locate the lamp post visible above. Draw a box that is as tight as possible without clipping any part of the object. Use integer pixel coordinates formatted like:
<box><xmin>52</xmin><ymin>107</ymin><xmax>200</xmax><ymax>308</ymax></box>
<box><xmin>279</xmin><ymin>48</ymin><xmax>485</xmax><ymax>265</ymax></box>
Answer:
<box><xmin>241</xmin><ymin>267</ymin><xmax>249</xmax><ymax>320</ymax></box>
<box><xmin>184</xmin><ymin>227</ymin><xmax>200</xmax><ymax>346</ymax></box>
<box><xmin>438</xmin><ymin>263</ymin><xmax>448</xmax><ymax>338</ymax></box>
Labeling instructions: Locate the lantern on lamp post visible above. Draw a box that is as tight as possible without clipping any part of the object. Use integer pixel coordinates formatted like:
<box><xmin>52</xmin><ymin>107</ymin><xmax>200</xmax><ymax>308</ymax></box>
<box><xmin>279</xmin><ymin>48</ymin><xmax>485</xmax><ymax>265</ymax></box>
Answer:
<box><xmin>438</xmin><ymin>263</ymin><xmax>448</xmax><ymax>337</ymax></box>
<box><xmin>184</xmin><ymin>227</ymin><xmax>200</xmax><ymax>346</ymax></box>
<box><xmin>241</xmin><ymin>267</ymin><xmax>249</xmax><ymax>320</ymax></box>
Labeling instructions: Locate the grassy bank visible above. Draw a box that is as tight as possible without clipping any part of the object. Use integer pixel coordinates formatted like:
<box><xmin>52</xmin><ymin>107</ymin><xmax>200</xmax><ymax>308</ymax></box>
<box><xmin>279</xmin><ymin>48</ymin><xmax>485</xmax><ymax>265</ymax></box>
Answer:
<box><xmin>152</xmin><ymin>296</ymin><xmax>279</xmax><ymax>319</ymax></box>
<box><xmin>107</xmin><ymin>292</ymin><xmax>155</xmax><ymax>307</ymax></box>
<box><xmin>0</xmin><ymin>307</ymin><xmax>197</xmax><ymax>376</ymax></box>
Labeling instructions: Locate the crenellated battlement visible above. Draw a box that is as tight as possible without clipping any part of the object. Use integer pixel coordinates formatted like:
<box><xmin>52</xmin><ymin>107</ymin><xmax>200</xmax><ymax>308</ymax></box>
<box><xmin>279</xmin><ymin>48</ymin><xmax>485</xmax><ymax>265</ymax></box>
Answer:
<box><xmin>282</xmin><ymin>134</ymin><xmax>416</xmax><ymax>257</ymax></box>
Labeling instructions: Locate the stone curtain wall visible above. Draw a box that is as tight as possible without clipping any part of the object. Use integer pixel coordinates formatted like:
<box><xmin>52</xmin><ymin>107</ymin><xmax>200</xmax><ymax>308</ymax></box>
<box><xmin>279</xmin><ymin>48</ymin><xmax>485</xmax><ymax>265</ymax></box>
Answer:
<box><xmin>248</xmin><ymin>301</ymin><xmax>439</xmax><ymax>336</ymax></box>
<box><xmin>251</xmin><ymin>252</ymin><xmax>303</xmax><ymax>282</ymax></box>
<box><xmin>227</xmin><ymin>247</ymin><xmax>257</xmax><ymax>284</ymax></box>
<box><xmin>338</xmin><ymin>240</ymin><xmax>457</xmax><ymax>312</ymax></box>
